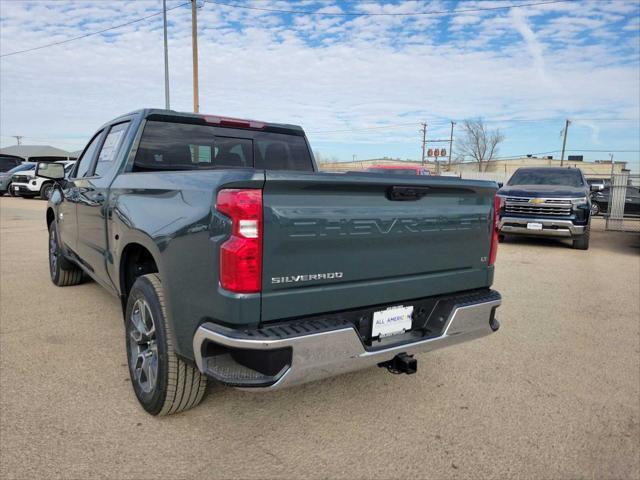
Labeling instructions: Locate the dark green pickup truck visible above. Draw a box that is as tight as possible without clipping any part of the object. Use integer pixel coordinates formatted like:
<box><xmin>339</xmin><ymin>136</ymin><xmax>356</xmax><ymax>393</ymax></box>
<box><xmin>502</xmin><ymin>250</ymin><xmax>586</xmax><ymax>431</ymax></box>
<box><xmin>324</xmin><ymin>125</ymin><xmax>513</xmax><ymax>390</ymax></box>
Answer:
<box><xmin>42</xmin><ymin>109</ymin><xmax>502</xmax><ymax>415</ymax></box>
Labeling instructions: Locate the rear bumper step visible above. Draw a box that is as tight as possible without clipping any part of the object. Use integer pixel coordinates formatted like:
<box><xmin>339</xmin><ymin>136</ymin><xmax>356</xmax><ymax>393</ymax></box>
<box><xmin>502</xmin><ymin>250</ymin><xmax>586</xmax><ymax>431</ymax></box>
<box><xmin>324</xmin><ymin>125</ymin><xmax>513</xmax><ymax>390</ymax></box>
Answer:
<box><xmin>193</xmin><ymin>290</ymin><xmax>501</xmax><ymax>390</ymax></box>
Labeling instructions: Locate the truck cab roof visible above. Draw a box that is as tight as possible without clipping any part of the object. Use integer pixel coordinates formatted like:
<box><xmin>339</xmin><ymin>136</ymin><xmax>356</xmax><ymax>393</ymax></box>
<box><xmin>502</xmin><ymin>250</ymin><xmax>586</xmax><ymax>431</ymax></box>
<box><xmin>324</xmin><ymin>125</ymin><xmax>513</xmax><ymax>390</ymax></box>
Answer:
<box><xmin>111</xmin><ymin>109</ymin><xmax>305</xmax><ymax>136</ymax></box>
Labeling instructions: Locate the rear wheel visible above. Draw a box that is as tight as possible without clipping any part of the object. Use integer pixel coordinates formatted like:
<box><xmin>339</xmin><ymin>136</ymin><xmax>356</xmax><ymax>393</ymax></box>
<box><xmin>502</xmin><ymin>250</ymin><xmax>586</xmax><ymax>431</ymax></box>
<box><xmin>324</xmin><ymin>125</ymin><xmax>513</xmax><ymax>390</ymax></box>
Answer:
<box><xmin>49</xmin><ymin>222</ymin><xmax>84</xmax><ymax>286</ymax></box>
<box><xmin>125</xmin><ymin>274</ymin><xmax>207</xmax><ymax>415</ymax></box>
<box><xmin>572</xmin><ymin>224</ymin><xmax>590</xmax><ymax>250</ymax></box>
<box><xmin>590</xmin><ymin>202</ymin><xmax>600</xmax><ymax>216</ymax></box>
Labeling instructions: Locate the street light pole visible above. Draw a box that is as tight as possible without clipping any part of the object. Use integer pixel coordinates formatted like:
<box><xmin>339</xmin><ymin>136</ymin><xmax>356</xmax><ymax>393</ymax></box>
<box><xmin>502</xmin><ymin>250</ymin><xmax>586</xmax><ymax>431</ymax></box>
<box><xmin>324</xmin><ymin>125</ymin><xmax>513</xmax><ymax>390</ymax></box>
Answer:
<box><xmin>162</xmin><ymin>0</ymin><xmax>170</xmax><ymax>109</ymax></box>
<box><xmin>191</xmin><ymin>0</ymin><xmax>199</xmax><ymax>113</ymax></box>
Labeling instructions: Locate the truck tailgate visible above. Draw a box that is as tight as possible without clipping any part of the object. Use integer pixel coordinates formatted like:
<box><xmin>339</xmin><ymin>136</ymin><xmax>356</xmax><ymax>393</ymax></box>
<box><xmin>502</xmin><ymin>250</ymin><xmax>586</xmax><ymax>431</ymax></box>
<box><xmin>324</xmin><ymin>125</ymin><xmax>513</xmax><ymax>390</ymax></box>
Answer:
<box><xmin>261</xmin><ymin>171</ymin><xmax>497</xmax><ymax>321</ymax></box>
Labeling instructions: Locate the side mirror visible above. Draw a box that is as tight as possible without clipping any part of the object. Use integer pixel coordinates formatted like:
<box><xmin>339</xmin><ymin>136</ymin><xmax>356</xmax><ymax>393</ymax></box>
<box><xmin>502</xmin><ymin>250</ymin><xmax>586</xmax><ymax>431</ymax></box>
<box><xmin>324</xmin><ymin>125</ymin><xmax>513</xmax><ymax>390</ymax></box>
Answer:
<box><xmin>36</xmin><ymin>162</ymin><xmax>65</xmax><ymax>180</ymax></box>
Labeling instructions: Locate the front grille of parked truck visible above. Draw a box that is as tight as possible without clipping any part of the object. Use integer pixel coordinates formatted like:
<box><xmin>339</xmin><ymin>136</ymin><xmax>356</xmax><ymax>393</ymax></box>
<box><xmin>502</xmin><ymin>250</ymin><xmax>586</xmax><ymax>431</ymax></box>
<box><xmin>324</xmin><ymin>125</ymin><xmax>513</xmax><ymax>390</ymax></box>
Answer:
<box><xmin>504</xmin><ymin>197</ymin><xmax>572</xmax><ymax>216</ymax></box>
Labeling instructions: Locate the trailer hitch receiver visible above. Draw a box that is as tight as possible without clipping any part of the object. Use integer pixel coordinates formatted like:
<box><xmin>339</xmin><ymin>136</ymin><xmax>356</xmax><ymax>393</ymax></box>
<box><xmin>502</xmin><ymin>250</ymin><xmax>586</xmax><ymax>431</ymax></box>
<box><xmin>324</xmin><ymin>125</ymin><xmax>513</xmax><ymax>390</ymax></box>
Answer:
<box><xmin>379</xmin><ymin>353</ymin><xmax>417</xmax><ymax>375</ymax></box>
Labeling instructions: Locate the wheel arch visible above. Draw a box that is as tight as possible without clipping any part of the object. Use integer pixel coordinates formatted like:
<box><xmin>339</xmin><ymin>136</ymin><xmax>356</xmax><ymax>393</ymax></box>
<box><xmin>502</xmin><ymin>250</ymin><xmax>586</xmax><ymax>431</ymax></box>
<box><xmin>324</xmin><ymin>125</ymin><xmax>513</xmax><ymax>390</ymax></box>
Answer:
<box><xmin>46</xmin><ymin>207</ymin><xmax>55</xmax><ymax>229</ymax></box>
<box><xmin>118</xmin><ymin>242</ymin><xmax>161</xmax><ymax>310</ymax></box>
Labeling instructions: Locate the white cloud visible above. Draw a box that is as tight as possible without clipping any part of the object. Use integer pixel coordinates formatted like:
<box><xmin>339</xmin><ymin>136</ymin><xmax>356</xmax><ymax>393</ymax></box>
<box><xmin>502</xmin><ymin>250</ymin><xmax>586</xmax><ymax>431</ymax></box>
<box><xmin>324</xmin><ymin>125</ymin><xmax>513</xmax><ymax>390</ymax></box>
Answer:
<box><xmin>0</xmin><ymin>0</ymin><xmax>638</xmax><ymax>159</ymax></box>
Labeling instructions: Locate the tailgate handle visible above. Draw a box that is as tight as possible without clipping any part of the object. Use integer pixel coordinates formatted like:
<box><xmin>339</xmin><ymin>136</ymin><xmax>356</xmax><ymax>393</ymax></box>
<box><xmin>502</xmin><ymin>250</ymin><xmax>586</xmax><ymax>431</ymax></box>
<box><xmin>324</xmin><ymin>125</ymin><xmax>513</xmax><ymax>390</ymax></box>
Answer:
<box><xmin>387</xmin><ymin>186</ymin><xmax>430</xmax><ymax>201</ymax></box>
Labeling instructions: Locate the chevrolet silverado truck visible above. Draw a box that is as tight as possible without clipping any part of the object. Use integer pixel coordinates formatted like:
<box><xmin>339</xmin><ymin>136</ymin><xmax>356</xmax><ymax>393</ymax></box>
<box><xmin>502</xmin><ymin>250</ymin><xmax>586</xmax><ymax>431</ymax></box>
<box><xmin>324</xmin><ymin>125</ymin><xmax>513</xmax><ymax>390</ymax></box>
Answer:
<box><xmin>496</xmin><ymin>167</ymin><xmax>592</xmax><ymax>250</ymax></box>
<box><xmin>42</xmin><ymin>109</ymin><xmax>502</xmax><ymax>415</ymax></box>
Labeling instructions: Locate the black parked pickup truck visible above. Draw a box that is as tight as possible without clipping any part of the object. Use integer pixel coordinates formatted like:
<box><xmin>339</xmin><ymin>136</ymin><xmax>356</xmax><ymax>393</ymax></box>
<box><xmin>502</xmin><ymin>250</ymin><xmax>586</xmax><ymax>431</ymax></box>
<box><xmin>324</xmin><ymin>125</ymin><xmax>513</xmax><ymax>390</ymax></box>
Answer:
<box><xmin>496</xmin><ymin>167</ymin><xmax>592</xmax><ymax>250</ymax></box>
<box><xmin>42</xmin><ymin>109</ymin><xmax>502</xmax><ymax>415</ymax></box>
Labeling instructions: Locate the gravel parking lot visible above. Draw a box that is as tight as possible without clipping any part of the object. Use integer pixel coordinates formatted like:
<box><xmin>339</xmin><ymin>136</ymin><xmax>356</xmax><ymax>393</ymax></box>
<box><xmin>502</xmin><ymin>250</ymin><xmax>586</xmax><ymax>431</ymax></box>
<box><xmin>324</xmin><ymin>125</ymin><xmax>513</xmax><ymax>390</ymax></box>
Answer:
<box><xmin>1</xmin><ymin>196</ymin><xmax>638</xmax><ymax>480</ymax></box>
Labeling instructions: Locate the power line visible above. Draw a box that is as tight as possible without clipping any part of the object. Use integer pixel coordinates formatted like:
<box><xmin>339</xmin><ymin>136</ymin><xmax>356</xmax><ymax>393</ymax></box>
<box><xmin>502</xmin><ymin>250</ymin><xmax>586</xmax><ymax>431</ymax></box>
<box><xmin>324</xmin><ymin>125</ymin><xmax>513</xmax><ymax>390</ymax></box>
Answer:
<box><xmin>0</xmin><ymin>1</ymin><xmax>191</xmax><ymax>58</ymax></box>
<box><xmin>205</xmin><ymin>0</ymin><xmax>569</xmax><ymax>16</ymax></box>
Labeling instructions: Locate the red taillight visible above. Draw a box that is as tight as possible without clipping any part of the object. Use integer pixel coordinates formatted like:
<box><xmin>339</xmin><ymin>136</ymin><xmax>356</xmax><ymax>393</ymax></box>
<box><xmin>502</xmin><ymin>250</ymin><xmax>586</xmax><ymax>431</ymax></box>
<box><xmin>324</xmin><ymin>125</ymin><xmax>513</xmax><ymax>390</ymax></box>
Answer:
<box><xmin>217</xmin><ymin>189</ymin><xmax>263</xmax><ymax>293</ymax></box>
<box><xmin>489</xmin><ymin>194</ymin><xmax>500</xmax><ymax>266</ymax></box>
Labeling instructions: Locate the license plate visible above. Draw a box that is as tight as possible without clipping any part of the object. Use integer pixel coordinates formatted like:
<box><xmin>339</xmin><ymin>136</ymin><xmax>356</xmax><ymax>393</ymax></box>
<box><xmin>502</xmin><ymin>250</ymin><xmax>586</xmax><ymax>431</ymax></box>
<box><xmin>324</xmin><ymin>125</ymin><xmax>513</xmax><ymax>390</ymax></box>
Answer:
<box><xmin>527</xmin><ymin>222</ymin><xmax>543</xmax><ymax>231</ymax></box>
<box><xmin>372</xmin><ymin>305</ymin><xmax>413</xmax><ymax>338</ymax></box>
<box><xmin>13</xmin><ymin>185</ymin><xmax>19</xmax><ymax>190</ymax></box>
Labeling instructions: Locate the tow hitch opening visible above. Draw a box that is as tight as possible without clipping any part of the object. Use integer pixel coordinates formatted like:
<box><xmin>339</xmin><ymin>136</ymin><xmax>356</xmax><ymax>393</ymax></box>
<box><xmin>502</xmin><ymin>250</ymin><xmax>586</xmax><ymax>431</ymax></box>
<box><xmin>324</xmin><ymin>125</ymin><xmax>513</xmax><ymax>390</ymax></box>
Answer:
<box><xmin>379</xmin><ymin>353</ymin><xmax>417</xmax><ymax>375</ymax></box>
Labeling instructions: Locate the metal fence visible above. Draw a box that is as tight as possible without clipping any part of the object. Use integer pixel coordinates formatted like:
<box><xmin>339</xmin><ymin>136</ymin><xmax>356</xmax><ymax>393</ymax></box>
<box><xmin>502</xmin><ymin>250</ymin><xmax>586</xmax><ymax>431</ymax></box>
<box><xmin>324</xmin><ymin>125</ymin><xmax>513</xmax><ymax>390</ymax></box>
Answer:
<box><xmin>605</xmin><ymin>173</ymin><xmax>640</xmax><ymax>232</ymax></box>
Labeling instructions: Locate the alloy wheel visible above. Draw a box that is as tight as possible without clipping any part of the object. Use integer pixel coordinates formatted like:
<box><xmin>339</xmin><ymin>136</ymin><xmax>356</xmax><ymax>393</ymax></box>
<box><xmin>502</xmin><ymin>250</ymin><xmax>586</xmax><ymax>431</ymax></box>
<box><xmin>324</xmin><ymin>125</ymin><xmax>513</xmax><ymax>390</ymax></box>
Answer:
<box><xmin>128</xmin><ymin>298</ymin><xmax>159</xmax><ymax>394</ymax></box>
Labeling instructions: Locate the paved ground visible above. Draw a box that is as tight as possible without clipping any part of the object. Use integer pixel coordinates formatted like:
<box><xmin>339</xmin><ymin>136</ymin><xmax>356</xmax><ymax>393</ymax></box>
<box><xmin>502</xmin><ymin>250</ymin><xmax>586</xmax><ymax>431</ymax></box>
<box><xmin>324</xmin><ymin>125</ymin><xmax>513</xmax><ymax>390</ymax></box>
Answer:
<box><xmin>1</xmin><ymin>196</ymin><xmax>639</xmax><ymax>480</ymax></box>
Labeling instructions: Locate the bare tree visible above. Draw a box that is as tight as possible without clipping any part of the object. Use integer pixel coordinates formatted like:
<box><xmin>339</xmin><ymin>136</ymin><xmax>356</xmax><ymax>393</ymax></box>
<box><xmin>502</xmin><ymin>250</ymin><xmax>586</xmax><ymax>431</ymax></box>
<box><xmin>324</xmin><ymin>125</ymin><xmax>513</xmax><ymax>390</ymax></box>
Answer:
<box><xmin>457</xmin><ymin>119</ymin><xmax>505</xmax><ymax>172</ymax></box>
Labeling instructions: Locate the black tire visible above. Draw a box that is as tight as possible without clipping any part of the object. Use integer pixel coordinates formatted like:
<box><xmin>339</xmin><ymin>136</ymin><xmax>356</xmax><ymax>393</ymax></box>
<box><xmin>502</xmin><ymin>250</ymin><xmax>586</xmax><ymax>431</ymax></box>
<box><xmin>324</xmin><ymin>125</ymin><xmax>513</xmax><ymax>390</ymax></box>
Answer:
<box><xmin>590</xmin><ymin>202</ymin><xmax>600</xmax><ymax>216</ymax></box>
<box><xmin>40</xmin><ymin>183</ymin><xmax>53</xmax><ymax>200</ymax></box>
<box><xmin>572</xmin><ymin>224</ymin><xmax>590</xmax><ymax>250</ymax></box>
<box><xmin>498</xmin><ymin>234</ymin><xmax>506</xmax><ymax>243</ymax></box>
<box><xmin>125</xmin><ymin>274</ymin><xmax>207</xmax><ymax>415</ymax></box>
<box><xmin>48</xmin><ymin>222</ymin><xmax>84</xmax><ymax>286</ymax></box>
<box><xmin>8</xmin><ymin>184</ymin><xmax>16</xmax><ymax>197</ymax></box>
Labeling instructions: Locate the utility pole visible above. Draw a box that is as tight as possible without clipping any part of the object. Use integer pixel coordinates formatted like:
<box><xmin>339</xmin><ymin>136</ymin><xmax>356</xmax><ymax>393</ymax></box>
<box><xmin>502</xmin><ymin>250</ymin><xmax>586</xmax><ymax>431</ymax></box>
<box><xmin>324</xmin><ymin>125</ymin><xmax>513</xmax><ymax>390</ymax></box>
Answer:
<box><xmin>448</xmin><ymin>121</ymin><xmax>455</xmax><ymax>171</ymax></box>
<box><xmin>560</xmin><ymin>119</ymin><xmax>570</xmax><ymax>166</ymax></box>
<box><xmin>162</xmin><ymin>0</ymin><xmax>170</xmax><ymax>109</ymax></box>
<box><xmin>191</xmin><ymin>0</ymin><xmax>199</xmax><ymax>113</ymax></box>
<box><xmin>420</xmin><ymin>122</ymin><xmax>427</xmax><ymax>166</ymax></box>
<box><xmin>12</xmin><ymin>136</ymin><xmax>23</xmax><ymax>145</ymax></box>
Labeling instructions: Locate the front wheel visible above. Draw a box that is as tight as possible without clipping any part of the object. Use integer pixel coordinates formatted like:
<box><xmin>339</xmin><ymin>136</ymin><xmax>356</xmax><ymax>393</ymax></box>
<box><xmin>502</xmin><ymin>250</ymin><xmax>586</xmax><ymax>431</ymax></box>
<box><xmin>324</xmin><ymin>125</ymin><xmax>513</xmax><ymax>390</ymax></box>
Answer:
<box><xmin>572</xmin><ymin>224</ymin><xmax>590</xmax><ymax>250</ymax></box>
<box><xmin>49</xmin><ymin>222</ymin><xmax>84</xmax><ymax>285</ymax></box>
<box><xmin>8</xmin><ymin>184</ymin><xmax>16</xmax><ymax>197</ymax></box>
<box><xmin>40</xmin><ymin>183</ymin><xmax>53</xmax><ymax>200</ymax></box>
<box><xmin>125</xmin><ymin>274</ymin><xmax>207</xmax><ymax>415</ymax></box>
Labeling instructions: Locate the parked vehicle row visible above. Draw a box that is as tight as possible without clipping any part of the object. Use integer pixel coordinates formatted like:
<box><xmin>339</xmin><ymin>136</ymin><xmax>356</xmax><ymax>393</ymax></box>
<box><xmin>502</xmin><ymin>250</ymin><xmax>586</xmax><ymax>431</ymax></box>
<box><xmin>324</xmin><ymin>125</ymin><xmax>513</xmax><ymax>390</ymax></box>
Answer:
<box><xmin>0</xmin><ymin>161</ymin><xmax>75</xmax><ymax>199</ymax></box>
<box><xmin>0</xmin><ymin>162</ymin><xmax>35</xmax><ymax>196</ymax></box>
<box><xmin>590</xmin><ymin>186</ymin><xmax>640</xmax><ymax>216</ymax></box>
<box><xmin>366</xmin><ymin>165</ymin><xmax>431</xmax><ymax>175</ymax></box>
<box><xmin>41</xmin><ymin>109</ymin><xmax>502</xmax><ymax>415</ymax></box>
<box><xmin>10</xmin><ymin>160</ymin><xmax>75</xmax><ymax>199</ymax></box>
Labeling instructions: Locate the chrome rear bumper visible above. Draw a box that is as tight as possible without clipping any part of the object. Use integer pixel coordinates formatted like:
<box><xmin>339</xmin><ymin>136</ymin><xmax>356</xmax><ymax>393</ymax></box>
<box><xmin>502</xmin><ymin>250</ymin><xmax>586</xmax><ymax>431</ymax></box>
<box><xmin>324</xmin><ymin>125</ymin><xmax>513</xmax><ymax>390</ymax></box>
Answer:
<box><xmin>193</xmin><ymin>294</ymin><xmax>501</xmax><ymax>390</ymax></box>
<box><xmin>498</xmin><ymin>216</ymin><xmax>585</xmax><ymax>237</ymax></box>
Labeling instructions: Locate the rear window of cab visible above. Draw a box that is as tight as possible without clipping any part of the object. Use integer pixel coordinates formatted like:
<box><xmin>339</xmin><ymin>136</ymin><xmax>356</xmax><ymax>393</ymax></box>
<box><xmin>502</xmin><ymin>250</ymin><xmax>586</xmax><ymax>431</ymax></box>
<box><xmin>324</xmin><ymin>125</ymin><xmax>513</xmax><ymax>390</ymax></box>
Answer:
<box><xmin>133</xmin><ymin>121</ymin><xmax>313</xmax><ymax>173</ymax></box>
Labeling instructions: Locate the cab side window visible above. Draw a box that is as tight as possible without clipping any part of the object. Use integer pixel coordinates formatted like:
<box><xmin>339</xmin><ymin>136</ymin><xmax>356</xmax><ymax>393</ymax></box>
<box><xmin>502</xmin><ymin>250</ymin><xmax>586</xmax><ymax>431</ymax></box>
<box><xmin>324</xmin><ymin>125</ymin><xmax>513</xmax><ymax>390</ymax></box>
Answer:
<box><xmin>94</xmin><ymin>122</ymin><xmax>130</xmax><ymax>177</ymax></box>
<box><xmin>74</xmin><ymin>131</ymin><xmax>103</xmax><ymax>178</ymax></box>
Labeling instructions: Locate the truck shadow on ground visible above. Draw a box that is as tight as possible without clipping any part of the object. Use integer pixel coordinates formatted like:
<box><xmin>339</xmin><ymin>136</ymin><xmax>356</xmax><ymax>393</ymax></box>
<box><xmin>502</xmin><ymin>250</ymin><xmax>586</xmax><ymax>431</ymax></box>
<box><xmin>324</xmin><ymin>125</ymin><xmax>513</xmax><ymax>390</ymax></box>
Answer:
<box><xmin>195</xmin><ymin>355</ymin><xmax>454</xmax><ymax>423</ymax></box>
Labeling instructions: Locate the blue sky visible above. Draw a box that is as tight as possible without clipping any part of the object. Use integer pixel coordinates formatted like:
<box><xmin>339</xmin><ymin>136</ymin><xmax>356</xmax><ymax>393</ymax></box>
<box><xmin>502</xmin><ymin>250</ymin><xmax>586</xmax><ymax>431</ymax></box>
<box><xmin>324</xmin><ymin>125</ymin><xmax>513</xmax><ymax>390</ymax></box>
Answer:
<box><xmin>0</xmin><ymin>0</ymin><xmax>638</xmax><ymax>170</ymax></box>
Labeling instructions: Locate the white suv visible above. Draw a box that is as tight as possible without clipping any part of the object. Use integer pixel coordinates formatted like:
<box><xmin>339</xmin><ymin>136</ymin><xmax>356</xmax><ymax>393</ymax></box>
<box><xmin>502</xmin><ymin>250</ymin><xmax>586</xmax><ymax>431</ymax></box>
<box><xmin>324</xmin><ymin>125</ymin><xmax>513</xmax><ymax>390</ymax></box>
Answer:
<box><xmin>11</xmin><ymin>160</ymin><xmax>76</xmax><ymax>199</ymax></box>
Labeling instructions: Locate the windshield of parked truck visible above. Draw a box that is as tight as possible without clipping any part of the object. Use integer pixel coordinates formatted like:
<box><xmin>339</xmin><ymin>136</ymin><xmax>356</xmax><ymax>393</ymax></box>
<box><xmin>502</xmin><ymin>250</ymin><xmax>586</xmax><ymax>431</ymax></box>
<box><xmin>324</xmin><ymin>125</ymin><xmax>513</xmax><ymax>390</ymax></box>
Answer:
<box><xmin>0</xmin><ymin>157</ymin><xmax>21</xmax><ymax>172</ymax></box>
<box><xmin>4</xmin><ymin>163</ymin><xmax>35</xmax><ymax>175</ymax></box>
<box><xmin>508</xmin><ymin>169</ymin><xmax>584</xmax><ymax>187</ymax></box>
<box><xmin>133</xmin><ymin>120</ymin><xmax>314</xmax><ymax>172</ymax></box>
